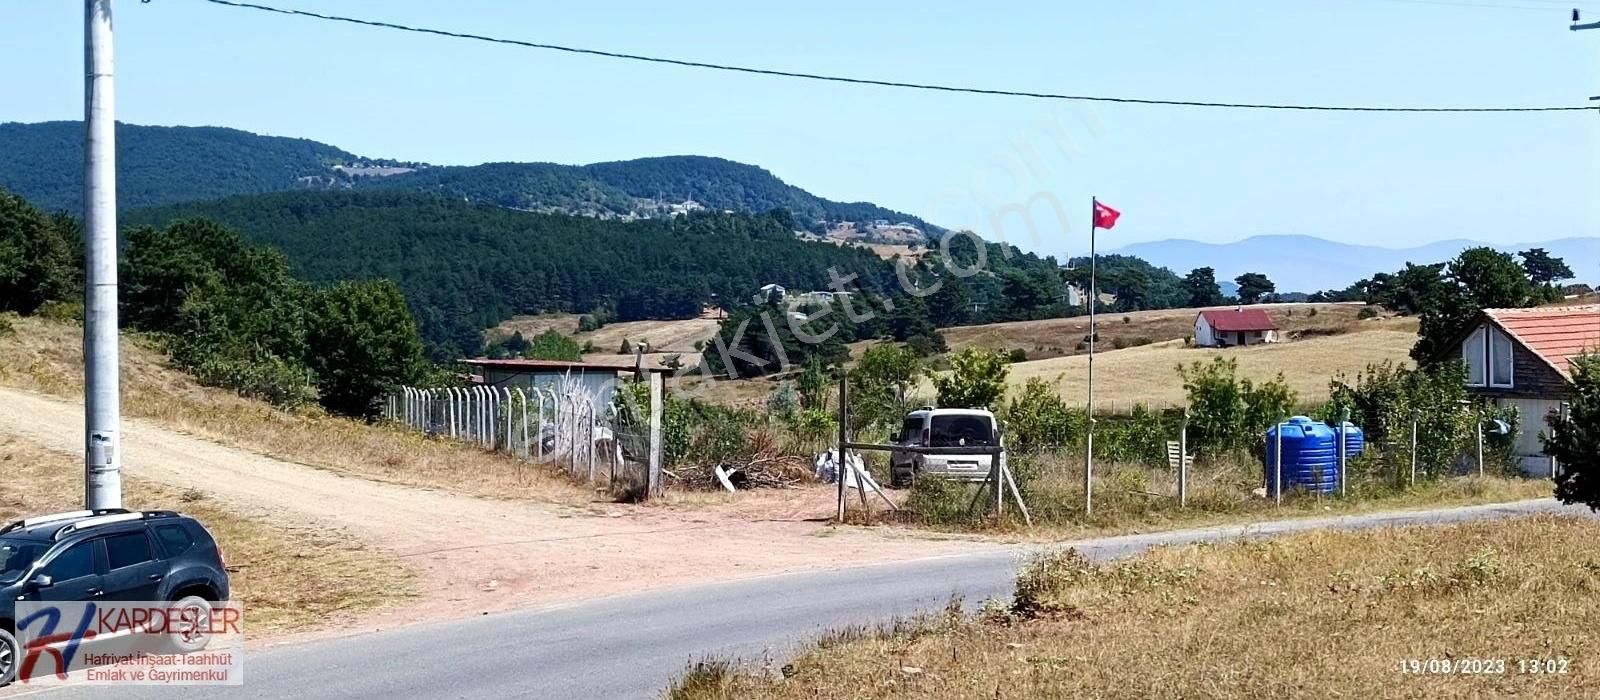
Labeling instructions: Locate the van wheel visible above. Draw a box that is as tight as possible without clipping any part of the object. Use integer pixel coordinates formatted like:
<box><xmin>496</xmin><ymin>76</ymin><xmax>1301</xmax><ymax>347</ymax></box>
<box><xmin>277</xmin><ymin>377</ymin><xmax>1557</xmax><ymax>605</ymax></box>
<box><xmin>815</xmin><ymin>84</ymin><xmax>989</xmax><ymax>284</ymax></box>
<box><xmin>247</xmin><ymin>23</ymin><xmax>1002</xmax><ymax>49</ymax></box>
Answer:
<box><xmin>890</xmin><ymin>467</ymin><xmax>914</xmax><ymax>489</ymax></box>
<box><xmin>0</xmin><ymin>627</ymin><xmax>18</xmax><ymax>687</ymax></box>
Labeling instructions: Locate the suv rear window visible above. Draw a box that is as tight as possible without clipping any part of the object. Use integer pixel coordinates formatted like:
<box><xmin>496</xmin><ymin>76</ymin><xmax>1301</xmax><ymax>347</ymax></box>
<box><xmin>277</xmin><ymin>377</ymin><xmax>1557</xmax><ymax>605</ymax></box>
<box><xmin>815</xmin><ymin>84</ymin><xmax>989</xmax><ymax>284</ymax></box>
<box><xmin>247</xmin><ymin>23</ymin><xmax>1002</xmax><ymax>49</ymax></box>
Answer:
<box><xmin>929</xmin><ymin>415</ymin><xmax>995</xmax><ymax>447</ymax></box>
<box><xmin>156</xmin><ymin>524</ymin><xmax>196</xmax><ymax>557</ymax></box>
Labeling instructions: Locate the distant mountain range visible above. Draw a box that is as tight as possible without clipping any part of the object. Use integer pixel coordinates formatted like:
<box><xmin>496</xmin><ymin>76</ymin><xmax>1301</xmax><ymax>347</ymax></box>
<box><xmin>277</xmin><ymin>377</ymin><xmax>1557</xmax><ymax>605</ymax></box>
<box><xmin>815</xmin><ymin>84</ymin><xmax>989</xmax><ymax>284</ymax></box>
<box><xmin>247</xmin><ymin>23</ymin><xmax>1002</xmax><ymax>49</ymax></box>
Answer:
<box><xmin>1109</xmin><ymin>234</ymin><xmax>1600</xmax><ymax>292</ymax></box>
<box><xmin>0</xmin><ymin>121</ymin><xmax>937</xmax><ymax>235</ymax></box>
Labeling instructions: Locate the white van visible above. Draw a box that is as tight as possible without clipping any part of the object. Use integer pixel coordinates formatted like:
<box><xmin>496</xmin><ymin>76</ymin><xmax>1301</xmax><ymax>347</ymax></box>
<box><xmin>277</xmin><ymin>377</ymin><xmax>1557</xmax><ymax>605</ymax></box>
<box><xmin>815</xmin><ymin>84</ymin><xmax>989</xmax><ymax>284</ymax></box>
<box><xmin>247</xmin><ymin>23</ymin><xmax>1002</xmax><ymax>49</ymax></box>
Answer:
<box><xmin>889</xmin><ymin>407</ymin><xmax>1000</xmax><ymax>488</ymax></box>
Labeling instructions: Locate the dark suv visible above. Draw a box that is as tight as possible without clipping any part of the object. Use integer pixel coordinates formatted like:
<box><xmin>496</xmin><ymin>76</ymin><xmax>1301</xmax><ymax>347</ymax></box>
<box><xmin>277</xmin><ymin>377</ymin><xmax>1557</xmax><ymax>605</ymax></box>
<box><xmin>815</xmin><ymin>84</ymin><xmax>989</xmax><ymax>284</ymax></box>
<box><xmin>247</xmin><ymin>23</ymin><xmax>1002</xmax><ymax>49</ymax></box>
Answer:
<box><xmin>0</xmin><ymin>509</ymin><xmax>231</xmax><ymax>685</ymax></box>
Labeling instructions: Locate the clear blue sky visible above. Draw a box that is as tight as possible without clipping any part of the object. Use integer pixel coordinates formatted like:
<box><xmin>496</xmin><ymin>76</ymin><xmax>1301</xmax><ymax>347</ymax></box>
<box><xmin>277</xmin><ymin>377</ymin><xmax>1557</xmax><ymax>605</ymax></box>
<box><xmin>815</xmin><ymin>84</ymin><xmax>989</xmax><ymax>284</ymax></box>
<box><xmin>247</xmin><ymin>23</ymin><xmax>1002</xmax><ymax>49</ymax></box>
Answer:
<box><xmin>4</xmin><ymin>0</ymin><xmax>1599</xmax><ymax>259</ymax></box>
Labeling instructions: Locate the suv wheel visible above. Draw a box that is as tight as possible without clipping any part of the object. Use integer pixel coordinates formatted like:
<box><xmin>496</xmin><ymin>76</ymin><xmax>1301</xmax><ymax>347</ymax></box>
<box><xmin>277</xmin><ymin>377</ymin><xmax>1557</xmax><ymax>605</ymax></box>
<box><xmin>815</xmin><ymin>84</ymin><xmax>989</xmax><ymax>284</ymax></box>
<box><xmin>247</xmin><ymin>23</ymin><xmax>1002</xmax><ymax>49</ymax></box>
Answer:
<box><xmin>0</xmin><ymin>627</ymin><xmax>18</xmax><ymax>687</ymax></box>
<box><xmin>164</xmin><ymin>596</ymin><xmax>214</xmax><ymax>654</ymax></box>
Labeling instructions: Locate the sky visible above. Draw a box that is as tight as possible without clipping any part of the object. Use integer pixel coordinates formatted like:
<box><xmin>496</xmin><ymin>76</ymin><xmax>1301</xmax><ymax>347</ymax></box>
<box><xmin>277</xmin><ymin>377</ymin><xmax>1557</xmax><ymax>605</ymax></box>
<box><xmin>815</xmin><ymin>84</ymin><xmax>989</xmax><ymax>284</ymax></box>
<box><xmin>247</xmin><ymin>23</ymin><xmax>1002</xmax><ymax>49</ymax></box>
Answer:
<box><xmin>4</xmin><ymin>0</ymin><xmax>1600</xmax><ymax>261</ymax></box>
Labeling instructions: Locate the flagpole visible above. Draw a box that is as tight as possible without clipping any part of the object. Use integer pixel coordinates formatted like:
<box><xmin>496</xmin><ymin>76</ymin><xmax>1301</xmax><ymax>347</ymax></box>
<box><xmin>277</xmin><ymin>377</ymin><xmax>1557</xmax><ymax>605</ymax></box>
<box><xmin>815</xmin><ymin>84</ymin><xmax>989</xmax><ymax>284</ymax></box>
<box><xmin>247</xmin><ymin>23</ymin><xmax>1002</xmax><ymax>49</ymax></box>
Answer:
<box><xmin>1085</xmin><ymin>197</ymin><xmax>1096</xmax><ymax>517</ymax></box>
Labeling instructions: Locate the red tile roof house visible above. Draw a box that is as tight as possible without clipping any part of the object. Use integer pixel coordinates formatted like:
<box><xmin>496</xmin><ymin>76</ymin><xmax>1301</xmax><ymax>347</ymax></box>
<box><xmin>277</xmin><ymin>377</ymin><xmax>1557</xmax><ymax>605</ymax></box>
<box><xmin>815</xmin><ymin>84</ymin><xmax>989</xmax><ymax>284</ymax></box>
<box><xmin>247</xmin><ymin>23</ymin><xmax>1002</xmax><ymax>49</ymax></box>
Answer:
<box><xmin>1193</xmin><ymin>308</ymin><xmax>1279</xmax><ymax>347</ymax></box>
<box><xmin>1445</xmin><ymin>306</ymin><xmax>1600</xmax><ymax>476</ymax></box>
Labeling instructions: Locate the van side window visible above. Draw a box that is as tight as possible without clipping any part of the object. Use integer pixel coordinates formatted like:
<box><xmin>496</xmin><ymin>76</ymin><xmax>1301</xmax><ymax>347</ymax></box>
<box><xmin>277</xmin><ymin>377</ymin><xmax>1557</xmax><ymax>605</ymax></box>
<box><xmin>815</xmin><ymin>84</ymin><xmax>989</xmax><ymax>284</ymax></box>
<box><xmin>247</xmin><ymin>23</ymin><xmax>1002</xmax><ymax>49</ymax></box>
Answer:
<box><xmin>900</xmin><ymin>418</ymin><xmax>923</xmax><ymax>444</ymax></box>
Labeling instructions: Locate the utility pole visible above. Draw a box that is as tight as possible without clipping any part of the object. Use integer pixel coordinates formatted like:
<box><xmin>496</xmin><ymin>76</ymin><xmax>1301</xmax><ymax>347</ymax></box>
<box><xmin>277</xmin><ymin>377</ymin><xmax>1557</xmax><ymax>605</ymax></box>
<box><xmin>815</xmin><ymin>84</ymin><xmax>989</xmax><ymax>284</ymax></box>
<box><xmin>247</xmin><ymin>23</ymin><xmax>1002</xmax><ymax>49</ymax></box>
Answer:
<box><xmin>84</xmin><ymin>0</ymin><xmax>122</xmax><ymax>510</ymax></box>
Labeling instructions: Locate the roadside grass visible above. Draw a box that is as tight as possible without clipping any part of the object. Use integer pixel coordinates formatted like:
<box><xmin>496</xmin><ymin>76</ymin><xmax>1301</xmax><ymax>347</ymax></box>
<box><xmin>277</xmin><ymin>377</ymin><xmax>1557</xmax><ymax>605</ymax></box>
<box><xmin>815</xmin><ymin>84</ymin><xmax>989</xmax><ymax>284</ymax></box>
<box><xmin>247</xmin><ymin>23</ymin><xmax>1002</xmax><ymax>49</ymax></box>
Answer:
<box><xmin>0</xmin><ymin>436</ymin><xmax>410</xmax><ymax>633</ymax></box>
<box><xmin>673</xmin><ymin>514</ymin><xmax>1598</xmax><ymax>699</ymax></box>
<box><xmin>896</xmin><ymin>452</ymin><xmax>1551</xmax><ymax>540</ymax></box>
<box><xmin>0</xmin><ymin>316</ymin><xmax>595</xmax><ymax>507</ymax></box>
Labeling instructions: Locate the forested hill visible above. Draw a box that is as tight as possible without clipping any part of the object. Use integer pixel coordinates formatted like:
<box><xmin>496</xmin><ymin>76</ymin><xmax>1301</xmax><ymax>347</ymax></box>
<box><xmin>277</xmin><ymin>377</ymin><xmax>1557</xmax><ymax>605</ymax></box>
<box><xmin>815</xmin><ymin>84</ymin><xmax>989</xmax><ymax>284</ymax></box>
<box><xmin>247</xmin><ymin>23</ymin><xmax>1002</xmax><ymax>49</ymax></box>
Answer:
<box><xmin>1</xmin><ymin>121</ymin><xmax>937</xmax><ymax>235</ymax></box>
<box><xmin>123</xmin><ymin>190</ymin><xmax>904</xmax><ymax>358</ymax></box>
<box><xmin>0</xmin><ymin>121</ymin><xmax>366</xmax><ymax>213</ymax></box>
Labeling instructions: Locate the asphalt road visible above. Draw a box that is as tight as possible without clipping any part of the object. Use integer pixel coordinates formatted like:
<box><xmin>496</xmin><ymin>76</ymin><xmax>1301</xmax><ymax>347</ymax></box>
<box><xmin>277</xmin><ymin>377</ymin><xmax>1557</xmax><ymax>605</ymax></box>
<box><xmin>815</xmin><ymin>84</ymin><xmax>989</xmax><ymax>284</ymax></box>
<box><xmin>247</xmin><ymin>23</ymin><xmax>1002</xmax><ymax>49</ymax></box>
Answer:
<box><xmin>13</xmin><ymin>498</ymin><xmax>1572</xmax><ymax>700</ymax></box>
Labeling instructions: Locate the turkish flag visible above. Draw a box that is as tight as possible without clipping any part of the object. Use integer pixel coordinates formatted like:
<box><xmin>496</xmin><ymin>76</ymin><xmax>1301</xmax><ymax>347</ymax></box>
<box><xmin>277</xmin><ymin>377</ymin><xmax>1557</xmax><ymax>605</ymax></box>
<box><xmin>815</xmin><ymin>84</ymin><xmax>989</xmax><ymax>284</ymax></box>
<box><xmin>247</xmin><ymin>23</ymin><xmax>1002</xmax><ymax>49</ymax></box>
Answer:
<box><xmin>1093</xmin><ymin>200</ymin><xmax>1121</xmax><ymax>230</ymax></box>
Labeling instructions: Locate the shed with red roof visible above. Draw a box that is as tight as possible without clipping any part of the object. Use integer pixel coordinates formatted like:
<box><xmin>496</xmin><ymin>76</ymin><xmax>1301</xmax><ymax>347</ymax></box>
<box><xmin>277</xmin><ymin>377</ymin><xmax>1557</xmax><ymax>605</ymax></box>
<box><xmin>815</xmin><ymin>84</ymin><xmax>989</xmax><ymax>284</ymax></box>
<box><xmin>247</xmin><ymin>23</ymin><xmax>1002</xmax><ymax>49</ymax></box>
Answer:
<box><xmin>1193</xmin><ymin>308</ymin><xmax>1279</xmax><ymax>347</ymax></box>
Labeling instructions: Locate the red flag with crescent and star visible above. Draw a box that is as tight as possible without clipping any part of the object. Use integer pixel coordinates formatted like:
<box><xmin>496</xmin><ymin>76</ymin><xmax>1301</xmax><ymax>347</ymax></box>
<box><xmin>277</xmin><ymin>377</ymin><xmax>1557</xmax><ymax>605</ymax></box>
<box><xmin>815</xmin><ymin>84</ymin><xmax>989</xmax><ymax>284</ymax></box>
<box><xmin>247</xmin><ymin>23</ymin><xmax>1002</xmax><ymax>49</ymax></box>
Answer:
<box><xmin>1093</xmin><ymin>200</ymin><xmax>1121</xmax><ymax>230</ymax></box>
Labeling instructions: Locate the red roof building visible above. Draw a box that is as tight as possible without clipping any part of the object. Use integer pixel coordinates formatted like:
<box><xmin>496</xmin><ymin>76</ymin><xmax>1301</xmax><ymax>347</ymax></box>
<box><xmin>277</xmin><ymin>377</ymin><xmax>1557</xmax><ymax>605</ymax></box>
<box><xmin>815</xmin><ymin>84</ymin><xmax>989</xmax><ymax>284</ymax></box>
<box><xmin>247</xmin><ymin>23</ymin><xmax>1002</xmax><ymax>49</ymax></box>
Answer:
<box><xmin>1193</xmin><ymin>308</ymin><xmax>1279</xmax><ymax>347</ymax></box>
<box><xmin>1451</xmin><ymin>305</ymin><xmax>1600</xmax><ymax>475</ymax></box>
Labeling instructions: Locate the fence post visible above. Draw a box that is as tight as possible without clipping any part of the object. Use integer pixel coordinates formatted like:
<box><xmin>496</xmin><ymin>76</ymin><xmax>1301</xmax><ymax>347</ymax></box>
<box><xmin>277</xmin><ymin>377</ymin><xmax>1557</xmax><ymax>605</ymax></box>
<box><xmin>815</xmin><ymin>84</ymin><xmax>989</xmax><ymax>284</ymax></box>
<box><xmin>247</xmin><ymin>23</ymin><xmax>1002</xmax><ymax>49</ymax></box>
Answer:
<box><xmin>1178</xmin><ymin>408</ymin><xmax>1189</xmax><ymax>508</ymax></box>
<box><xmin>1409</xmin><ymin>410</ymin><xmax>1419</xmax><ymax>487</ymax></box>
<box><xmin>1476</xmin><ymin>413</ymin><xmax>1484</xmax><ymax>479</ymax></box>
<box><xmin>587</xmin><ymin>402</ymin><xmax>597</xmax><ymax>483</ymax></box>
<box><xmin>648</xmin><ymin>372</ymin><xmax>664</xmax><ymax>499</ymax></box>
<box><xmin>1273</xmin><ymin>415</ymin><xmax>1284</xmax><ymax>507</ymax></box>
<box><xmin>1338</xmin><ymin>407</ymin><xmax>1349</xmax><ymax>498</ymax></box>
<box><xmin>836</xmin><ymin>375</ymin><xmax>849</xmax><ymax>523</ymax></box>
<box><xmin>535</xmin><ymin>389</ymin><xmax>547</xmax><ymax>461</ymax></box>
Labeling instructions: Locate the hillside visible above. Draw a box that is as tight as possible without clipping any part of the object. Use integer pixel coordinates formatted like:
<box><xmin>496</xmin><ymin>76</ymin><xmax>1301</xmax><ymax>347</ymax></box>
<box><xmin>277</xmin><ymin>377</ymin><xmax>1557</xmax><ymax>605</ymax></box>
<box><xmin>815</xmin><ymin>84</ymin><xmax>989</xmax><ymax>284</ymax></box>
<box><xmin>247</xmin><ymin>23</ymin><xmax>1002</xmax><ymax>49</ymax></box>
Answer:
<box><xmin>0</xmin><ymin>121</ymin><xmax>936</xmax><ymax>234</ymax></box>
<box><xmin>1111</xmin><ymin>234</ymin><xmax>1600</xmax><ymax>293</ymax></box>
<box><xmin>0</xmin><ymin>121</ymin><xmax>373</xmax><ymax>213</ymax></box>
<box><xmin>123</xmin><ymin>190</ymin><xmax>903</xmax><ymax>358</ymax></box>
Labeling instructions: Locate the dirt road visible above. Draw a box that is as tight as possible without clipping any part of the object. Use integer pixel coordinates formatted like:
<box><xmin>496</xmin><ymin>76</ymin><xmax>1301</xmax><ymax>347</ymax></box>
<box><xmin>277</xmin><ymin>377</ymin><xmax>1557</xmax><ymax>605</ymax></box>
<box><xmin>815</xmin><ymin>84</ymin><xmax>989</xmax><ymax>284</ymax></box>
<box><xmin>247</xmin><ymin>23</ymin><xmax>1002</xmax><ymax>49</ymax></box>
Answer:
<box><xmin>0</xmin><ymin>387</ymin><xmax>989</xmax><ymax>628</ymax></box>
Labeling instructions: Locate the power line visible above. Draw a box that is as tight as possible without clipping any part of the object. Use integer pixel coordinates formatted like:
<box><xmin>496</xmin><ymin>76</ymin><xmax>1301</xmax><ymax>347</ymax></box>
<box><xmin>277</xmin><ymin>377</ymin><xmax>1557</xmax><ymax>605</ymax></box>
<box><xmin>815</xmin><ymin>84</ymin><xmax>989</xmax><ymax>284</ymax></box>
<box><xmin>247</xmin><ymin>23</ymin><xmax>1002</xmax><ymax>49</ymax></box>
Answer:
<box><xmin>195</xmin><ymin>0</ymin><xmax>1598</xmax><ymax>114</ymax></box>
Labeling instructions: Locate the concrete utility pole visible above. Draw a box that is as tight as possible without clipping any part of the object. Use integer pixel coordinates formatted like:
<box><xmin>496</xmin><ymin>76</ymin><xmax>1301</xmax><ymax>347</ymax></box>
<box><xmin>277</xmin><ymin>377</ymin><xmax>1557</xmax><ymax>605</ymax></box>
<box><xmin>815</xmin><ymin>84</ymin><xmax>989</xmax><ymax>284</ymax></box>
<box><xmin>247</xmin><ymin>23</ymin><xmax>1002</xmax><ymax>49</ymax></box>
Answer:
<box><xmin>84</xmin><ymin>0</ymin><xmax>122</xmax><ymax>510</ymax></box>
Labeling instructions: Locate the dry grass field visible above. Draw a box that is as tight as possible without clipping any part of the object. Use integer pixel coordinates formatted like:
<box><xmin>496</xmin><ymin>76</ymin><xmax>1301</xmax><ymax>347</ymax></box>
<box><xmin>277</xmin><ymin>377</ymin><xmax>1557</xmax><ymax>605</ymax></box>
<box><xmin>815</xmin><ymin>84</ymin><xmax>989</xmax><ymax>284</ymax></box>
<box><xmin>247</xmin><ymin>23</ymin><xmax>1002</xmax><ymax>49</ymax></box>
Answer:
<box><xmin>674</xmin><ymin>514</ymin><xmax>1596</xmax><ymax>700</ymax></box>
<box><xmin>942</xmin><ymin>302</ymin><xmax>1373</xmax><ymax>360</ymax></box>
<box><xmin>492</xmin><ymin>312</ymin><xmax>719</xmax><ymax>354</ymax></box>
<box><xmin>0</xmin><ymin>316</ymin><xmax>596</xmax><ymax>506</ymax></box>
<box><xmin>1002</xmin><ymin>323</ymin><xmax>1418</xmax><ymax>409</ymax></box>
<box><xmin>0</xmin><ymin>437</ymin><xmax>408</xmax><ymax>633</ymax></box>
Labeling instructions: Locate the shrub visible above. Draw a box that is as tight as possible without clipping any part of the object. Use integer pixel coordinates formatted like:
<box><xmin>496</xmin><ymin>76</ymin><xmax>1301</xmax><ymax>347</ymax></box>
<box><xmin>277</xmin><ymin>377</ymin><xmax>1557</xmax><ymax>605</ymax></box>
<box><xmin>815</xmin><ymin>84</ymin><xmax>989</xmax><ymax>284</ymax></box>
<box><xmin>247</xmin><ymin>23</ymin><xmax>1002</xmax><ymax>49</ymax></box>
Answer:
<box><xmin>906</xmin><ymin>476</ymin><xmax>980</xmax><ymax>527</ymax></box>
<box><xmin>35</xmin><ymin>300</ymin><xmax>83</xmax><ymax>322</ymax></box>
<box><xmin>525</xmin><ymin>329</ymin><xmax>583</xmax><ymax>361</ymax></box>
<box><xmin>1178</xmin><ymin>357</ymin><xmax>1296</xmax><ymax>455</ymax></box>
<box><xmin>1007</xmin><ymin>348</ymin><xmax>1029</xmax><ymax>363</ymax></box>
<box><xmin>1551</xmin><ymin>354</ymin><xmax>1600</xmax><ymax>508</ymax></box>
<box><xmin>1323</xmin><ymin>361</ymin><xmax>1474</xmax><ymax>480</ymax></box>
<box><xmin>932</xmin><ymin>347</ymin><xmax>1009</xmax><ymax>409</ymax></box>
<box><xmin>0</xmin><ymin>313</ymin><xmax>14</xmax><ymax>338</ymax></box>
<box><xmin>193</xmin><ymin>352</ymin><xmax>318</xmax><ymax>409</ymax></box>
<box><xmin>1003</xmin><ymin>378</ymin><xmax>1084</xmax><ymax>453</ymax></box>
<box><xmin>1358</xmin><ymin>307</ymin><xmax>1379</xmax><ymax>320</ymax></box>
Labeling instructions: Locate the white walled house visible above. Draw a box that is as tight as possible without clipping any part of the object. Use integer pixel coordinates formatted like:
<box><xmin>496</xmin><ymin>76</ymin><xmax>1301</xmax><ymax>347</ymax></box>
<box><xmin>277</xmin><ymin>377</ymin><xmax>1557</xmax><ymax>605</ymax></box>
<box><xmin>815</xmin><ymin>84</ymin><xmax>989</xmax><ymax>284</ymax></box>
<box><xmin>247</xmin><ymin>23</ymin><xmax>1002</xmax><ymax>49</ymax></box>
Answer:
<box><xmin>1193</xmin><ymin>309</ymin><xmax>1279</xmax><ymax>347</ymax></box>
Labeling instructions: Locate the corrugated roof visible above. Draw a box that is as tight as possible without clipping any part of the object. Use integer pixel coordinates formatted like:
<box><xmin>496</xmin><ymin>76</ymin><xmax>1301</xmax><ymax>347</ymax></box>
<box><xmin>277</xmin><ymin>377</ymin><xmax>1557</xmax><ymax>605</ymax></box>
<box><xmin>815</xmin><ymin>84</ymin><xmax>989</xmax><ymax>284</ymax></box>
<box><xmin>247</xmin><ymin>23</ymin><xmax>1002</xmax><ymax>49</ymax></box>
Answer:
<box><xmin>462</xmin><ymin>358</ymin><xmax>673</xmax><ymax>374</ymax></box>
<box><xmin>1198</xmin><ymin>308</ymin><xmax>1278</xmax><ymax>332</ymax></box>
<box><xmin>1484</xmin><ymin>305</ymin><xmax>1600</xmax><ymax>379</ymax></box>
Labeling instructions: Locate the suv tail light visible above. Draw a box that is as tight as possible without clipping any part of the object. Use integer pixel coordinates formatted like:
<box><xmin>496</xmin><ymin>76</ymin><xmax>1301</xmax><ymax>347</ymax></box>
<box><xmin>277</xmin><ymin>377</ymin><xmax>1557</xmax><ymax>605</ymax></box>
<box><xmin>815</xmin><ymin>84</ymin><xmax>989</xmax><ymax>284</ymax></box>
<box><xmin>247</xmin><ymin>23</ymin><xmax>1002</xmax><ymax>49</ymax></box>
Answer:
<box><xmin>215</xmin><ymin>541</ymin><xmax>229</xmax><ymax>569</ymax></box>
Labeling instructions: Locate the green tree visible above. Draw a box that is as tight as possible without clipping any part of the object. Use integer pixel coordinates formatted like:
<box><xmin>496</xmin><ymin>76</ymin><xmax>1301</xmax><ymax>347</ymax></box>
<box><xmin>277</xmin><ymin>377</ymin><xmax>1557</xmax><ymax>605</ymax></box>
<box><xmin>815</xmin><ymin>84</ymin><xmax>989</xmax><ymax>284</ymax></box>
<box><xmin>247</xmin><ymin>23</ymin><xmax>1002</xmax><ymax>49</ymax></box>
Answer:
<box><xmin>1550</xmin><ymin>354</ymin><xmax>1600</xmax><ymax>509</ymax></box>
<box><xmin>796</xmin><ymin>357</ymin><xmax>830</xmax><ymax>412</ymax></box>
<box><xmin>1181</xmin><ymin>267</ymin><xmax>1225</xmax><ymax>308</ymax></box>
<box><xmin>304</xmin><ymin>280</ymin><xmax>427</xmax><ymax>417</ymax></box>
<box><xmin>849</xmin><ymin>343</ymin><xmax>923</xmax><ymax>432</ymax></box>
<box><xmin>0</xmin><ymin>189</ymin><xmax>77</xmax><ymax>314</ymax></box>
<box><xmin>525</xmin><ymin>329</ymin><xmax>583</xmax><ymax>361</ymax></box>
<box><xmin>932</xmin><ymin>348</ymin><xmax>1009</xmax><ymax>409</ymax></box>
<box><xmin>1520</xmin><ymin>247</ymin><xmax>1573</xmax><ymax>285</ymax></box>
<box><xmin>1234</xmin><ymin>272</ymin><xmax>1276</xmax><ymax>305</ymax></box>
<box><xmin>1413</xmin><ymin>247</ymin><xmax>1534</xmax><ymax>364</ymax></box>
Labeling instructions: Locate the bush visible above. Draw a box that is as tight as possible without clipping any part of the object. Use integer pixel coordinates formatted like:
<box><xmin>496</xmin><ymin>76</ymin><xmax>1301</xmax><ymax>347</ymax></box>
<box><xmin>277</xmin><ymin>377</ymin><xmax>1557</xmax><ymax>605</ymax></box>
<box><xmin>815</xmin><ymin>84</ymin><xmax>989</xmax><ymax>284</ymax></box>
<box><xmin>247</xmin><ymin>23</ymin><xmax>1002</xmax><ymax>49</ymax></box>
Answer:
<box><xmin>1007</xmin><ymin>348</ymin><xmax>1029</xmax><ymax>363</ymax></box>
<box><xmin>35</xmin><ymin>300</ymin><xmax>83</xmax><ymax>322</ymax></box>
<box><xmin>932</xmin><ymin>347</ymin><xmax>1009</xmax><ymax>409</ymax></box>
<box><xmin>1178</xmin><ymin>357</ymin><xmax>1296</xmax><ymax>455</ymax></box>
<box><xmin>1552</xmin><ymin>354</ymin><xmax>1600</xmax><ymax>508</ymax></box>
<box><xmin>525</xmin><ymin>329</ymin><xmax>583</xmax><ymax>361</ymax></box>
<box><xmin>906</xmin><ymin>476</ymin><xmax>980</xmax><ymax>527</ymax></box>
<box><xmin>1003</xmin><ymin>378</ymin><xmax>1085</xmax><ymax>453</ymax></box>
<box><xmin>0</xmin><ymin>313</ymin><xmax>14</xmax><ymax>338</ymax></box>
<box><xmin>1323</xmin><ymin>361</ymin><xmax>1474</xmax><ymax>480</ymax></box>
<box><xmin>1358</xmin><ymin>307</ymin><xmax>1378</xmax><ymax>320</ymax></box>
<box><xmin>193</xmin><ymin>353</ymin><xmax>318</xmax><ymax>408</ymax></box>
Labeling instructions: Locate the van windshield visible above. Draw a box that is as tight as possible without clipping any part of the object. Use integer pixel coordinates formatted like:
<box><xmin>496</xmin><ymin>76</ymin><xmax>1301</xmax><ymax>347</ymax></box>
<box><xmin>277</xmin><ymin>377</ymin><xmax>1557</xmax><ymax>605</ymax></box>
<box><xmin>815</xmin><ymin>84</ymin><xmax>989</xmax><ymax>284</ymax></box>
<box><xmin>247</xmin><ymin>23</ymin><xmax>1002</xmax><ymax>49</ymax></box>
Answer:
<box><xmin>0</xmin><ymin>537</ymin><xmax>46</xmax><ymax>585</ymax></box>
<box><xmin>929</xmin><ymin>415</ymin><xmax>995</xmax><ymax>447</ymax></box>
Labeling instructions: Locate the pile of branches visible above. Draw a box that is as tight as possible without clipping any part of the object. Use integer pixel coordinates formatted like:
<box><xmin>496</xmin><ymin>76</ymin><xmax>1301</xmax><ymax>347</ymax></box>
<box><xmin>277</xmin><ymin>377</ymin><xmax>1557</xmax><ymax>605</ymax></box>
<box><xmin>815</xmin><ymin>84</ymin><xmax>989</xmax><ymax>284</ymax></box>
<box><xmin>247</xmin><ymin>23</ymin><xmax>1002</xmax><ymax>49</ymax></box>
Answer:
<box><xmin>665</xmin><ymin>454</ymin><xmax>815</xmax><ymax>490</ymax></box>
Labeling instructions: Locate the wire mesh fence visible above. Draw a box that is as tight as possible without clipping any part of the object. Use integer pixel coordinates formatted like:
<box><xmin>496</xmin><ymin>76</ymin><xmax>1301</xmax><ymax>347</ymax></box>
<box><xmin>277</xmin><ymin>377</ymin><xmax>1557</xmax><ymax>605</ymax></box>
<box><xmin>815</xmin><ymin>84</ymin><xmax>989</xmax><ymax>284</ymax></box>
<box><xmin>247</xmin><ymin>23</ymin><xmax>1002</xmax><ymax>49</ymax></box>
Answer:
<box><xmin>384</xmin><ymin>380</ymin><xmax>652</xmax><ymax>492</ymax></box>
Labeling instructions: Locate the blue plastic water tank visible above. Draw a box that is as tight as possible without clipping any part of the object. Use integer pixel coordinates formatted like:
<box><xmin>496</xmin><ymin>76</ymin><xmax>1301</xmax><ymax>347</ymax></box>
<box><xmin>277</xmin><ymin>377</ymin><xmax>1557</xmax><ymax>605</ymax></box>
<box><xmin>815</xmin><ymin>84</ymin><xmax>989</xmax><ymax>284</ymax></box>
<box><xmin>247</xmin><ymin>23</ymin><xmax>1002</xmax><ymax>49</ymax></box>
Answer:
<box><xmin>1264</xmin><ymin>416</ymin><xmax>1340</xmax><ymax>496</ymax></box>
<box><xmin>1331</xmin><ymin>421</ymin><xmax>1365</xmax><ymax>460</ymax></box>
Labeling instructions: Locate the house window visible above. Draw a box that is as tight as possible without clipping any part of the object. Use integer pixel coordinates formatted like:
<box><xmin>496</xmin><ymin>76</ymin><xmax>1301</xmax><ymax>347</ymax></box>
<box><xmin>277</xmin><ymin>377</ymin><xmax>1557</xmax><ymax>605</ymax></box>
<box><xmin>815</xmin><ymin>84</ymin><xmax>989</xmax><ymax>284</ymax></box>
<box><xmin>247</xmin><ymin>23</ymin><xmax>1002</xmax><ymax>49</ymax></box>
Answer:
<box><xmin>1463</xmin><ymin>327</ymin><xmax>1486</xmax><ymax>386</ymax></box>
<box><xmin>1489</xmin><ymin>328</ymin><xmax>1514</xmax><ymax>388</ymax></box>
